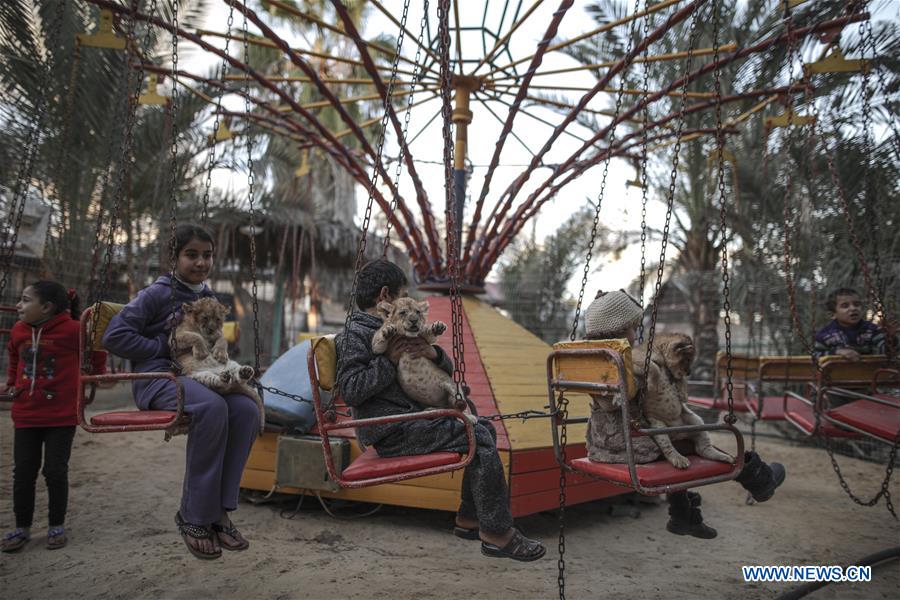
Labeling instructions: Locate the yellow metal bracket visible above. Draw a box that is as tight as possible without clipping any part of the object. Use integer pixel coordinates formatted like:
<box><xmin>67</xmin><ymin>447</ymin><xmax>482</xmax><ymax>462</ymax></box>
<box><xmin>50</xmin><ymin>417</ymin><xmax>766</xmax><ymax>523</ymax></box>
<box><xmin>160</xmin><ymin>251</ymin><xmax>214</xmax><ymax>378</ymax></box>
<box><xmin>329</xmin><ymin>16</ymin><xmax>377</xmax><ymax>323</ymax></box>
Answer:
<box><xmin>209</xmin><ymin>118</ymin><xmax>235</xmax><ymax>143</ymax></box>
<box><xmin>706</xmin><ymin>147</ymin><xmax>736</xmax><ymax>170</ymax></box>
<box><xmin>138</xmin><ymin>74</ymin><xmax>168</xmax><ymax>105</ymax></box>
<box><xmin>77</xmin><ymin>10</ymin><xmax>126</xmax><ymax>50</ymax></box>
<box><xmin>803</xmin><ymin>45</ymin><xmax>868</xmax><ymax>75</ymax></box>
<box><xmin>765</xmin><ymin>109</ymin><xmax>815</xmax><ymax>129</ymax></box>
<box><xmin>294</xmin><ymin>149</ymin><xmax>311</xmax><ymax>178</ymax></box>
<box><xmin>625</xmin><ymin>159</ymin><xmax>643</xmax><ymax>188</ymax></box>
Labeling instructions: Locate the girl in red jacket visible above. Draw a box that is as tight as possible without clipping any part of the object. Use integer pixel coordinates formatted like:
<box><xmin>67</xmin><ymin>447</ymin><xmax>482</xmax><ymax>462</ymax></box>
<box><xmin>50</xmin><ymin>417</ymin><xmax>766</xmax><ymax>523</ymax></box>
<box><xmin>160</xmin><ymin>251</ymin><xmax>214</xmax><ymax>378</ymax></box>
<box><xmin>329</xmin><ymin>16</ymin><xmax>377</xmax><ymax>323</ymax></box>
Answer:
<box><xmin>2</xmin><ymin>281</ymin><xmax>89</xmax><ymax>552</ymax></box>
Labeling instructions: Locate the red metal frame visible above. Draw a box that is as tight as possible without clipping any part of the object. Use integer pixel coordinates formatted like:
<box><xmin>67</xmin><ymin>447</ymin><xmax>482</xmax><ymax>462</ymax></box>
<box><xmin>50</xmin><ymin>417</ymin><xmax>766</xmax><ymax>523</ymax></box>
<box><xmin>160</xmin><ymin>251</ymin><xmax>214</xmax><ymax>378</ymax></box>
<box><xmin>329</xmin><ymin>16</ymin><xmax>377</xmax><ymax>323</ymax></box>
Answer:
<box><xmin>781</xmin><ymin>358</ymin><xmax>896</xmax><ymax>439</ymax></box>
<box><xmin>307</xmin><ymin>340</ymin><xmax>476</xmax><ymax>489</ymax></box>
<box><xmin>547</xmin><ymin>347</ymin><xmax>744</xmax><ymax>496</ymax></box>
<box><xmin>0</xmin><ymin>305</ymin><xmax>16</xmax><ymax>401</ymax></box>
<box><xmin>77</xmin><ymin>306</ymin><xmax>187</xmax><ymax>434</ymax></box>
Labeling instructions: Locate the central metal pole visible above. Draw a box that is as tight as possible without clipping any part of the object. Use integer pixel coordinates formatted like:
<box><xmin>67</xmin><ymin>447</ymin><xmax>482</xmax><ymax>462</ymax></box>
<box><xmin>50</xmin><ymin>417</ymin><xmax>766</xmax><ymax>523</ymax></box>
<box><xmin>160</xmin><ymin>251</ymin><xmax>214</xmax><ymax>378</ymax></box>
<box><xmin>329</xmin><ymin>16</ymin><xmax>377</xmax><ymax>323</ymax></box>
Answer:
<box><xmin>451</xmin><ymin>76</ymin><xmax>477</xmax><ymax>263</ymax></box>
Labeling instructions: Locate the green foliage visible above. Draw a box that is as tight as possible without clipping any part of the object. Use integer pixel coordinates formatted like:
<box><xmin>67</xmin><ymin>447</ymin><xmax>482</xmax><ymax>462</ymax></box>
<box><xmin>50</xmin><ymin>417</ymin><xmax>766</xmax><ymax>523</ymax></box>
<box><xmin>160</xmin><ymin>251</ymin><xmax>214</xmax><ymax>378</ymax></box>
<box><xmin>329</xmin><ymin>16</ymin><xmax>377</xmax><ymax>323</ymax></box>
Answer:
<box><xmin>498</xmin><ymin>204</ymin><xmax>622</xmax><ymax>343</ymax></box>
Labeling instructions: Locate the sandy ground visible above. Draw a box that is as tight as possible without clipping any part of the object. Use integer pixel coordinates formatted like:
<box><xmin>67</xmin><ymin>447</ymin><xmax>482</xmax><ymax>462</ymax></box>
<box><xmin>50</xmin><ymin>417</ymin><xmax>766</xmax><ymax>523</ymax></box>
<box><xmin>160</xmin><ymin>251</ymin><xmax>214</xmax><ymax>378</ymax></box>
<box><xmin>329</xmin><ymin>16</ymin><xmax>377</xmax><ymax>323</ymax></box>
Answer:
<box><xmin>1</xmin><ymin>384</ymin><xmax>898</xmax><ymax>600</ymax></box>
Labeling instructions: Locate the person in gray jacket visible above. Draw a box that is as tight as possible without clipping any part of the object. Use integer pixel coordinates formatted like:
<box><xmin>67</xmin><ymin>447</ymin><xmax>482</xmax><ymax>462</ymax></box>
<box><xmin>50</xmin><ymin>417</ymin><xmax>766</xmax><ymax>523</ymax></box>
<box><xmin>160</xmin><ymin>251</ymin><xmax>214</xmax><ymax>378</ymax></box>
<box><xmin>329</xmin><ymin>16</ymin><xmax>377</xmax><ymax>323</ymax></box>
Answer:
<box><xmin>336</xmin><ymin>260</ymin><xmax>545</xmax><ymax>561</ymax></box>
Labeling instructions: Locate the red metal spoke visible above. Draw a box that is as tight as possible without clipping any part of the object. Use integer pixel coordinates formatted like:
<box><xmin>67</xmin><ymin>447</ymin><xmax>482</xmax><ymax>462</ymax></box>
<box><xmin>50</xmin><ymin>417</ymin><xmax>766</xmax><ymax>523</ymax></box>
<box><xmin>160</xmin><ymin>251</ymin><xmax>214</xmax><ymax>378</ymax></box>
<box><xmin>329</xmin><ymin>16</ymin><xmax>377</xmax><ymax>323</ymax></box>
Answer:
<box><xmin>470</xmin><ymin>9</ymin><xmax>868</xmax><ymax>279</ymax></box>
<box><xmin>462</xmin><ymin>0</ymin><xmax>576</xmax><ymax>269</ymax></box>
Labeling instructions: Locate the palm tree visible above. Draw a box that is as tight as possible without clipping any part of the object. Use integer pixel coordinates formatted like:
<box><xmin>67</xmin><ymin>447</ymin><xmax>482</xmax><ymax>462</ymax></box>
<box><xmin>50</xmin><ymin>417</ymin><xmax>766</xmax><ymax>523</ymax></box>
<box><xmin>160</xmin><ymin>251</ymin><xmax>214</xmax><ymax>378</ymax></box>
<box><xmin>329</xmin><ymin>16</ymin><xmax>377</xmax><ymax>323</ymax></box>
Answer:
<box><xmin>547</xmin><ymin>0</ymin><xmax>895</xmax><ymax>375</ymax></box>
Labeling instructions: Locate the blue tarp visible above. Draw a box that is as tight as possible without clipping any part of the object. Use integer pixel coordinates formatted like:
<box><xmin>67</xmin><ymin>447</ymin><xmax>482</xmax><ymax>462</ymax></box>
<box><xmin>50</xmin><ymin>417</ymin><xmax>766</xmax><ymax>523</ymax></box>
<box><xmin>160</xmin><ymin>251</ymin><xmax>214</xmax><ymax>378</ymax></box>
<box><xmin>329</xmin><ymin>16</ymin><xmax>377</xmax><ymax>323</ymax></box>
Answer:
<box><xmin>260</xmin><ymin>340</ymin><xmax>324</xmax><ymax>433</ymax></box>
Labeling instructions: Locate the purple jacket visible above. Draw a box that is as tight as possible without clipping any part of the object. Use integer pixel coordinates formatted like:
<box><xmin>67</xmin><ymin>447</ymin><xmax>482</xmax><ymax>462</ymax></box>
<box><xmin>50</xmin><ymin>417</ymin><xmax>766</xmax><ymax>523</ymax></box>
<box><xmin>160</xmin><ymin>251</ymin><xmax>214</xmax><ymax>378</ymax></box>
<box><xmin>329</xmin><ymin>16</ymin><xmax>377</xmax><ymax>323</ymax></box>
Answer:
<box><xmin>102</xmin><ymin>275</ymin><xmax>214</xmax><ymax>407</ymax></box>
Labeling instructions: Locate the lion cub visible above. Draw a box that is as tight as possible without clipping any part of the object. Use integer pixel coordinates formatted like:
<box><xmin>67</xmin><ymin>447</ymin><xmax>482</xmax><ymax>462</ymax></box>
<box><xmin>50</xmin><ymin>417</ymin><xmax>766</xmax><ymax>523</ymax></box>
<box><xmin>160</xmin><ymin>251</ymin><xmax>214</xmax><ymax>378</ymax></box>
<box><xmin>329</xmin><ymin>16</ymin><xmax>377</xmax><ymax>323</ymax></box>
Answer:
<box><xmin>173</xmin><ymin>297</ymin><xmax>264</xmax><ymax>430</ymax></box>
<box><xmin>371</xmin><ymin>298</ymin><xmax>465</xmax><ymax>412</ymax></box>
<box><xmin>632</xmin><ymin>333</ymin><xmax>733</xmax><ymax>469</ymax></box>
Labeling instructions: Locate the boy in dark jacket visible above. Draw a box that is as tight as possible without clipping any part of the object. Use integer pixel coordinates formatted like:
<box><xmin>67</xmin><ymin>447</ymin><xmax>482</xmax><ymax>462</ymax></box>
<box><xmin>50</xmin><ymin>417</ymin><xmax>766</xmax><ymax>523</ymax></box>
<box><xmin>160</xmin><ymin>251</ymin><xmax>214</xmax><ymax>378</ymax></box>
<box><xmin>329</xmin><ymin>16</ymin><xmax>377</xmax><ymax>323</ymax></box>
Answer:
<box><xmin>336</xmin><ymin>260</ymin><xmax>545</xmax><ymax>561</ymax></box>
<box><xmin>813</xmin><ymin>287</ymin><xmax>897</xmax><ymax>362</ymax></box>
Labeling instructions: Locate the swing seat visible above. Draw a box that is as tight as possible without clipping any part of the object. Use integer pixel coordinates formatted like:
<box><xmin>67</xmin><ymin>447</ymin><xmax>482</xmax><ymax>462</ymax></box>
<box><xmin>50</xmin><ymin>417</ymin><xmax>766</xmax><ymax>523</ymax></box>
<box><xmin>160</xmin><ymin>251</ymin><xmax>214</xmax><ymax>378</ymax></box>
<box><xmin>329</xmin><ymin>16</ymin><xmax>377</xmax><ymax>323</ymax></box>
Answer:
<box><xmin>687</xmin><ymin>394</ymin><xmax>750</xmax><ymax>412</ymax></box>
<box><xmin>824</xmin><ymin>399</ymin><xmax>900</xmax><ymax>444</ymax></box>
<box><xmin>342</xmin><ymin>448</ymin><xmax>461</xmax><ymax>483</ymax></box>
<box><xmin>548</xmin><ymin>342</ymin><xmax>745</xmax><ymax>495</ymax></box>
<box><xmin>78</xmin><ymin>304</ymin><xmax>189</xmax><ymax>434</ymax></box>
<box><xmin>569</xmin><ymin>455</ymin><xmax>735</xmax><ymax>492</ymax></box>
<box><xmin>90</xmin><ymin>410</ymin><xmax>184</xmax><ymax>427</ymax></box>
<box><xmin>746</xmin><ymin>396</ymin><xmax>787</xmax><ymax>420</ymax></box>
<box><xmin>308</xmin><ymin>336</ymin><xmax>475</xmax><ymax>489</ymax></box>
<box><xmin>782</xmin><ymin>393</ymin><xmax>858</xmax><ymax>438</ymax></box>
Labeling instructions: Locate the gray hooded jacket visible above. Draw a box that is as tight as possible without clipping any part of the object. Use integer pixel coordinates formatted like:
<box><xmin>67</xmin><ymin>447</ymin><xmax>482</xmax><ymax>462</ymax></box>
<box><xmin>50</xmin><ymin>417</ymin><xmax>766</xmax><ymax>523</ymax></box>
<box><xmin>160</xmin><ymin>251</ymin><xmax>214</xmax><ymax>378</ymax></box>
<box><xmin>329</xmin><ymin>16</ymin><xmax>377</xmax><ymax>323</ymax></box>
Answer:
<box><xmin>335</xmin><ymin>310</ymin><xmax>453</xmax><ymax>447</ymax></box>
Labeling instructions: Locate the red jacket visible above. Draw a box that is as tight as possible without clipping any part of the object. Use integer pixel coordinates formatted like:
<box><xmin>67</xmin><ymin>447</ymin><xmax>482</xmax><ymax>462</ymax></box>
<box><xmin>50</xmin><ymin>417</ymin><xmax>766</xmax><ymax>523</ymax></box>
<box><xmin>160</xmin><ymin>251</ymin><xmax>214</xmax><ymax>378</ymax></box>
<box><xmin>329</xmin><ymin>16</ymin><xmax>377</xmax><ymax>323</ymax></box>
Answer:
<box><xmin>5</xmin><ymin>312</ymin><xmax>104</xmax><ymax>428</ymax></box>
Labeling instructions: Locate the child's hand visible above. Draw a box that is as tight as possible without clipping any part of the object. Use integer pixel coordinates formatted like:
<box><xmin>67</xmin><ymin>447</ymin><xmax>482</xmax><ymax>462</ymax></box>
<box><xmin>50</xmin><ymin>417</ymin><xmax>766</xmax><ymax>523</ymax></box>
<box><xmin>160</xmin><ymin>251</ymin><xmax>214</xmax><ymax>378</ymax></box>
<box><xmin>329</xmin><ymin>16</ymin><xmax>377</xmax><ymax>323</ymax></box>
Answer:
<box><xmin>0</xmin><ymin>385</ymin><xmax>16</xmax><ymax>399</ymax></box>
<box><xmin>386</xmin><ymin>337</ymin><xmax>437</xmax><ymax>364</ymax></box>
<box><xmin>835</xmin><ymin>348</ymin><xmax>861</xmax><ymax>362</ymax></box>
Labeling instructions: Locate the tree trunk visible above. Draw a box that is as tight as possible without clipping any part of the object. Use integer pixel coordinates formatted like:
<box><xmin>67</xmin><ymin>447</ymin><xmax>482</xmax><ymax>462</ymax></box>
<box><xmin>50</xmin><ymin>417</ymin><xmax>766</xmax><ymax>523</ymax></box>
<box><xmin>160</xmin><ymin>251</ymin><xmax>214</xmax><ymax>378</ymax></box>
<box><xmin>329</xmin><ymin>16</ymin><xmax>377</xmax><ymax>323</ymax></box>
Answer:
<box><xmin>690</xmin><ymin>270</ymin><xmax>720</xmax><ymax>381</ymax></box>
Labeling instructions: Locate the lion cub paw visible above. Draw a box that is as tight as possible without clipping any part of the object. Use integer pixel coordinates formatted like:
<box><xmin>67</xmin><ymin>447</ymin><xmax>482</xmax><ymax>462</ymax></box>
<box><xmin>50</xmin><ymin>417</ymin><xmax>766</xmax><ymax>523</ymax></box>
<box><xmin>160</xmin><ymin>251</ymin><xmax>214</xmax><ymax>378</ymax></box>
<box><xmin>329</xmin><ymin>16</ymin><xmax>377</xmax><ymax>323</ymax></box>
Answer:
<box><xmin>667</xmin><ymin>453</ymin><xmax>691</xmax><ymax>469</ymax></box>
<box><xmin>238</xmin><ymin>365</ymin><xmax>255</xmax><ymax>381</ymax></box>
<box><xmin>213</xmin><ymin>349</ymin><xmax>229</xmax><ymax>364</ymax></box>
<box><xmin>431</xmin><ymin>321</ymin><xmax>447</xmax><ymax>336</ymax></box>
<box><xmin>220</xmin><ymin>371</ymin><xmax>233</xmax><ymax>384</ymax></box>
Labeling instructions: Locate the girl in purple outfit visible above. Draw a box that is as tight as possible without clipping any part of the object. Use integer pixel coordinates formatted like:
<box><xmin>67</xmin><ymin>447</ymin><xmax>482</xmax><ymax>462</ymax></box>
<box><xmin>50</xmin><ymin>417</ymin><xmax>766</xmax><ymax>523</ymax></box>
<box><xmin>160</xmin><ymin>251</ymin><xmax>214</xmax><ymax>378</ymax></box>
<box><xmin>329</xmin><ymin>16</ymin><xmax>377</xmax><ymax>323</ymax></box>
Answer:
<box><xmin>102</xmin><ymin>225</ymin><xmax>259</xmax><ymax>560</ymax></box>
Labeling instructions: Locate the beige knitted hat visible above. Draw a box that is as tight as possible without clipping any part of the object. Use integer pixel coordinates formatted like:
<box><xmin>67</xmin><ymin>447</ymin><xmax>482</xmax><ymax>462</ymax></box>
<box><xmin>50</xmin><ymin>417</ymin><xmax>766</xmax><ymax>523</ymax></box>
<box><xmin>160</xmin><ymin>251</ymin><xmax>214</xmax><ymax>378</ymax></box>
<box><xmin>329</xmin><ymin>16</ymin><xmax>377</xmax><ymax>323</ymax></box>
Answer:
<box><xmin>584</xmin><ymin>290</ymin><xmax>643</xmax><ymax>338</ymax></box>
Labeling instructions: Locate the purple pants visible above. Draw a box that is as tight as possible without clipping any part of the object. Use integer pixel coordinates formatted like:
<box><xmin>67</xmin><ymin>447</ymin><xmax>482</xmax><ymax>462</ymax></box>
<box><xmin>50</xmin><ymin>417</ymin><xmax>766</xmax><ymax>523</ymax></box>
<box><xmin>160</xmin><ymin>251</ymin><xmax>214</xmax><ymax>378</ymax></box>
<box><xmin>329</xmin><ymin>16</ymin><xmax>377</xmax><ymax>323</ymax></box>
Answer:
<box><xmin>136</xmin><ymin>377</ymin><xmax>259</xmax><ymax>524</ymax></box>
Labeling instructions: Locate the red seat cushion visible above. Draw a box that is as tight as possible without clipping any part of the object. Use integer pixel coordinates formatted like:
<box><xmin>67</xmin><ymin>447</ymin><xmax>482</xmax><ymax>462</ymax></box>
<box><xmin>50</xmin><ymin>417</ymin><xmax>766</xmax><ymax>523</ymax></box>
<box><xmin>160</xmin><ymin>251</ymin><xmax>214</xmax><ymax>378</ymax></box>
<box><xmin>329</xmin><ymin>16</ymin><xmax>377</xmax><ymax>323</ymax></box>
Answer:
<box><xmin>569</xmin><ymin>455</ymin><xmax>735</xmax><ymax>488</ymax></box>
<box><xmin>827</xmin><ymin>400</ymin><xmax>900</xmax><ymax>443</ymax></box>
<box><xmin>90</xmin><ymin>411</ymin><xmax>180</xmax><ymax>427</ymax></box>
<box><xmin>341</xmin><ymin>448</ymin><xmax>461</xmax><ymax>482</ymax></box>
<box><xmin>687</xmin><ymin>395</ymin><xmax>749</xmax><ymax>412</ymax></box>
<box><xmin>747</xmin><ymin>396</ymin><xmax>787</xmax><ymax>420</ymax></box>
<box><xmin>784</xmin><ymin>397</ymin><xmax>858</xmax><ymax>438</ymax></box>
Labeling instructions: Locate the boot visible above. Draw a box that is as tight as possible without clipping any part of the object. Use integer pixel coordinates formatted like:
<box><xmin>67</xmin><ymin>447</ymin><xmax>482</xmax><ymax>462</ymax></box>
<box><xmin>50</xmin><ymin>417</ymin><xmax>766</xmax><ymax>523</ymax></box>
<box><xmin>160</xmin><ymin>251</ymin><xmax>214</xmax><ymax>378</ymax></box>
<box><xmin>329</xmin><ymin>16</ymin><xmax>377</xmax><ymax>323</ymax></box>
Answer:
<box><xmin>665</xmin><ymin>491</ymin><xmax>717</xmax><ymax>539</ymax></box>
<box><xmin>735</xmin><ymin>451</ymin><xmax>786</xmax><ymax>503</ymax></box>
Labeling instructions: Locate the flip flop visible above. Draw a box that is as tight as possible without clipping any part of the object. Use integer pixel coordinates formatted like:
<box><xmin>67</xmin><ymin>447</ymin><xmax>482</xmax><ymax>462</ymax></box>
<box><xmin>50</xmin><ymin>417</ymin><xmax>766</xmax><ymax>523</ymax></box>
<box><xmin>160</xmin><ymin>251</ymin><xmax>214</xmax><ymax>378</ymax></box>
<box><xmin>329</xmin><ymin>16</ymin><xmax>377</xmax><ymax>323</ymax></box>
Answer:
<box><xmin>211</xmin><ymin>520</ymin><xmax>250</xmax><ymax>551</ymax></box>
<box><xmin>2</xmin><ymin>528</ymin><xmax>29</xmax><ymax>553</ymax></box>
<box><xmin>46</xmin><ymin>526</ymin><xmax>67</xmax><ymax>550</ymax></box>
<box><xmin>175</xmin><ymin>512</ymin><xmax>221</xmax><ymax>560</ymax></box>
<box><xmin>481</xmin><ymin>529</ymin><xmax>546</xmax><ymax>562</ymax></box>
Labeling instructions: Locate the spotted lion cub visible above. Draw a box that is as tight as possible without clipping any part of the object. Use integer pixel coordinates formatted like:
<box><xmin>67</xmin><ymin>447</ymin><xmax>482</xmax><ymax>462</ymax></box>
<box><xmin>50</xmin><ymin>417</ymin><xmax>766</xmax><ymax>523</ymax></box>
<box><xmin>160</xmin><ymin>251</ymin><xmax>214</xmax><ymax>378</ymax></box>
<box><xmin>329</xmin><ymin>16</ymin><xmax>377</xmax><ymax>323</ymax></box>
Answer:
<box><xmin>173</xmin><ymin>297</ymin><xmax>264</xmax><ymax>430</ymax></box>
<box><xmin>632</xmin><ymin>333</ymin><xmax>733</xmax><ymax>469</ymax></box>
<box><xmin>371</xmin><ymin>298</ymin><xmax>470</xmax><ymax>417</ymax></box>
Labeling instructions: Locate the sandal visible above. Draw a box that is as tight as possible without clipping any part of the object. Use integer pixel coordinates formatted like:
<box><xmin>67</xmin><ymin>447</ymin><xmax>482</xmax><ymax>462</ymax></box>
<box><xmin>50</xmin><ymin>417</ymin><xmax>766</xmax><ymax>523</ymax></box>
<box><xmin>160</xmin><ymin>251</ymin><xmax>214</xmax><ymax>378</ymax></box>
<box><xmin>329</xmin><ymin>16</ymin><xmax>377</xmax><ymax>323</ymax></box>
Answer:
<box><xmin>453</xmin><ymin>525</ymin><xmax>479</xmax><ymax>540</ymax></box>
<box><xmin>175</xmin><ymin>512</ymin><xmax>221</xmax><ymax>560</ymax></box>
<box><xmin>481</xmin><ymin>529</ymin><xmax>546</xmax><ymax>562</ymax></box>
<box><xmin>46</xmin><ymin>526</ymin><xmax>67</xmax><ymax>550</ymax></box>
<box><xmin>211</xmin><ymin>520</ymin><xmax>249</xmax><ymax>551</ymax></box>
<box><xmin>2</xmin><ymin>528</ymin><xmax>30</xmax><ymax>553</ymax></box>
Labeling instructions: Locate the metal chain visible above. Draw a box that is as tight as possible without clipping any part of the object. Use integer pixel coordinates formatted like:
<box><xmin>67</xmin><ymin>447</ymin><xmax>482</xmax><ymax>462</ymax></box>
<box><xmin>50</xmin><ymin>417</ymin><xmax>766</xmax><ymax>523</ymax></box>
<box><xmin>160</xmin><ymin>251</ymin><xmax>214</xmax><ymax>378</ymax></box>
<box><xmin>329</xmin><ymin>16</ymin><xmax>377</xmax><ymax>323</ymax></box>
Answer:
<box><xmin>200</xmin><ymin>2</ymin><xmax>235</xmax><ymax>226</ymax></box>
<box><xmin>242</xmin><ymin>0</ymin><xmax>261</xmax><ymax>373</ymax></box>
<box><xmin>556</xmin><ymin>393</ymin><xmax>569</xmax><ymax>600</ymax></box>
<box><xmin>167</xmin><ymin>0</ymin><xmax>181</xmax><ymax>369</ymax></box>
<box><xmin>638</xmin><ymin>5</ymin><xmax>703</xmax><ymax>414</ymax></box>
<box><xmin>381</xmin><ymin>0</ymin><xmax>418</xmax><ymax>254</ymax></box>
<box><xmin>436</xmin><ymin>0</ymin><xmax>468</xmax><ymax>409</ymax></box>
<box><xmin>710</xmin><ymin>0</ymin><xmax>737</xmax><ymax>425</ymax></box>
<box><xmin>484</xmin><ymin>409</ymin><xmax>551</xmax><ymax>422</ymax></box>
<box><xmin>335</xmin><ymin>0</ymin><xmax>412</xmax><ymax>409</ymax></box>
<box><xmin>781</xmin><ymin>1</ymin><xmax>899</xmax><ymax>518</ymax></box>
<box><xmin>636</xmin><ymin>0</ymin><xmax>654</xmax><ymax>345</ymax></box>
<box><xmin>568</xmin><ymin>0</ymin><xmax>644</xmax><ymax>344</ymax></box>
<box><xmin>89</xmin><ymin>0</ymin><xmax>160</xmax><ymax>365</ymax></box>
<box><xmin>0</xmin><ymin>0</ymin><xmax>68</xmax><ymax>303</ymax></box>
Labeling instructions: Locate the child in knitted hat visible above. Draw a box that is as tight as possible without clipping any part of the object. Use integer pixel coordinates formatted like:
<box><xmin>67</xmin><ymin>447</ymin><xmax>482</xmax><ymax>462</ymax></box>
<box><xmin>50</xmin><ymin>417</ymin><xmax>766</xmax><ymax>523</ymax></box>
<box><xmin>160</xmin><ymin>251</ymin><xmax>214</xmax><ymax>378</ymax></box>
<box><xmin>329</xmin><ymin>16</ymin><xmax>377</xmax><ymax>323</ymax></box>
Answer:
<box><xmin>583</xmin><ymin>290</ymin><xmax>786</xmax><ymax>539</ymax></box>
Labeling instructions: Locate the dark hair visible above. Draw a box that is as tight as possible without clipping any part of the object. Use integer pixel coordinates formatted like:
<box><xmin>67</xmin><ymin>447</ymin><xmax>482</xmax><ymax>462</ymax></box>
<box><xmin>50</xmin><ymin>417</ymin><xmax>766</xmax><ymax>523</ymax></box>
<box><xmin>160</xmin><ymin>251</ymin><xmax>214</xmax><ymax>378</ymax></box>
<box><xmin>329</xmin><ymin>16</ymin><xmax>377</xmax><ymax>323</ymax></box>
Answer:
<box><xmin>355</xmin><ymin>259</ymin><xmax>408</xmax><ymax>310</ymax></box>
<box><xmin>172</xmin><ymin>224</ymin><xmax>215</xmax><ymax>259</ymax></box>
<box><xmin>28</xmin><ymin>281</ymin><xmax>81</xmax><ymax>320</ymax></box>
<box><xmin>826</xmin><ymin>287</ymin><xmax>861</xmax><ymax>312</ymax></box>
